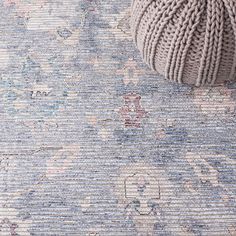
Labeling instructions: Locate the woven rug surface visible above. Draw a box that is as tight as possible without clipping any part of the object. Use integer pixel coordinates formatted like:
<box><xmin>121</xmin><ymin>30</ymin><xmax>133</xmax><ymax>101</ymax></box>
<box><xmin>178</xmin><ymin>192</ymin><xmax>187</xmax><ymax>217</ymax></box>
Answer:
<box><xmin>1</xmin><ymin>0</ymin><xmax>236</xmax><ymax>235</ymax></box>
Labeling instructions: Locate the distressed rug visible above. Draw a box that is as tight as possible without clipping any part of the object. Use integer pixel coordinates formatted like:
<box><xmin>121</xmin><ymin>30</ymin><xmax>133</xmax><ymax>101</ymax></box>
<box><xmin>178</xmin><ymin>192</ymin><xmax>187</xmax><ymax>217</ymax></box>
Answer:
<box><xmin>0</xmin><ymin>0</ymin><xmax>236</xmax><ymax>235</ymax></box>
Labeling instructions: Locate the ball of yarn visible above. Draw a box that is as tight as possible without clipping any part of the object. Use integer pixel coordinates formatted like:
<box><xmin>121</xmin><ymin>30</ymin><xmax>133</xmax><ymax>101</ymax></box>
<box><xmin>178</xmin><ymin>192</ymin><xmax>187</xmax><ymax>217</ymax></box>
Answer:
<box><xmin>131</xmin><ymin>0</ymin><xmax>236</xmax><ymax>86</ymax></box>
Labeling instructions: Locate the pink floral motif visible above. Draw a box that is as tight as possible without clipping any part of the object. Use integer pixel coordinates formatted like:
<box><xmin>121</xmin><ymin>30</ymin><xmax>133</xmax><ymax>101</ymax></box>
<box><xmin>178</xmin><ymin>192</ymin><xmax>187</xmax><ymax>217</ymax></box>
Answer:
<box><xmin>0</xmin><ymin>207</ymin><xmax>31</xmax><ymax>235</ymax></box>
<box><xmin>119</xmin><ymin>93</ymin><xmax>147</xmax><ymax>128</ymax></box>
<box><xmin>0</xmin><ymin>218</ymin><xmax>18</xmax><ymax>236</ymax></box>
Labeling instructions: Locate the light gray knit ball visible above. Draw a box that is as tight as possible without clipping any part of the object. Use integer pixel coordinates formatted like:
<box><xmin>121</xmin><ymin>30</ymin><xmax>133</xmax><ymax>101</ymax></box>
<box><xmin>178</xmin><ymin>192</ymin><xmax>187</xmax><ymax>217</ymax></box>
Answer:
<box><xmin>131</xmin><ymin>0</ymin><xmax>236</xmax><ymax>86</ymax></box>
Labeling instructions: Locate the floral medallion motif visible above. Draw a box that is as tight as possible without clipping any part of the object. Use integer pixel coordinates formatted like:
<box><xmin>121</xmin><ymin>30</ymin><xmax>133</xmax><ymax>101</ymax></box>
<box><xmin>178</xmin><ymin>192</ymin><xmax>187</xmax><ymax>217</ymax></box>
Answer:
<box><xmin>114</xmin><ymin>162</ymin><xmax>172</xmax><ymax>235</ymax></box>
<box><xmin>119</xmin><ymin>93</ymin><xmax>147</xmax><ymax>128</ymax></box>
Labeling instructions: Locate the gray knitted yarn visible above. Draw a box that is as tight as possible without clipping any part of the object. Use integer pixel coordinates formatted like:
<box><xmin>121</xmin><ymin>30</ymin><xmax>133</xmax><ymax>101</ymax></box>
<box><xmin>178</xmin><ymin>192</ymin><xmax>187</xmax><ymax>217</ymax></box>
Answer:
<box><xmin>131</xmin><ymin>0</ymin><xmax>236</xmax><ymax>86</ymax></box>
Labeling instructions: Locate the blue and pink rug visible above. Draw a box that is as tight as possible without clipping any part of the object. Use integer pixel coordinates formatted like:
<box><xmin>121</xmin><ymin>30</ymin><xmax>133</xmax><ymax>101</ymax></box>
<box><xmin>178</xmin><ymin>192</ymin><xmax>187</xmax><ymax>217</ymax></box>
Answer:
<box><xmin>0</xmin><ymin>0</ymin><xmax>236</xmax><ymax>235</ymax></box>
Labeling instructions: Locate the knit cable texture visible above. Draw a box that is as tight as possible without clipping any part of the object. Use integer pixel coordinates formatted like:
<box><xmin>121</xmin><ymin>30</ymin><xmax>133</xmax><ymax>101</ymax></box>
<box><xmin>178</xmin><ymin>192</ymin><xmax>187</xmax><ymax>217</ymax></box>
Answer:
<box><xmin>131</xmin><ymin>0</ymin><xmax>236</xmax><ymax>86</ymax></box>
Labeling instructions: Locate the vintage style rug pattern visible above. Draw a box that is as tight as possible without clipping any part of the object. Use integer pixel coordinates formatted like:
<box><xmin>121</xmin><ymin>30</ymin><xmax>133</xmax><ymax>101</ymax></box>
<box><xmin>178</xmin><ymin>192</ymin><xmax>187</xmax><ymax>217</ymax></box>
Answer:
<box><xmin>0</xmin><ymin>0</ymin><xmax>236</xmax><ymax>235</ymax></box>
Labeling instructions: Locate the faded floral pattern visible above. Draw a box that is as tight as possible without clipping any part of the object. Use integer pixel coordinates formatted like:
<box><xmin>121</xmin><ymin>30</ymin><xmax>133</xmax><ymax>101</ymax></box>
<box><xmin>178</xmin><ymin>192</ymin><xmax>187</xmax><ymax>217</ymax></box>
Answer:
<box><xmin>0</xmin><ymin>207</ymin><xmax>31</xmax><ymax>236</ymax></box>
<box><xmin>0</xmin><ymin>0</ymin><xmax>236</xmax><ymax>235</ymax></box>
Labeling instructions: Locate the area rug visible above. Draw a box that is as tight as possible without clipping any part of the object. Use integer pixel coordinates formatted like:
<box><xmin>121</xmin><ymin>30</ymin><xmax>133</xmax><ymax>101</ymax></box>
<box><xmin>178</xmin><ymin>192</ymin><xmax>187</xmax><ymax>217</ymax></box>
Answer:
<box><xmin>0</xmin><ymin>0</ymin><xmax>236</xmax><ymax>235</ymax></box>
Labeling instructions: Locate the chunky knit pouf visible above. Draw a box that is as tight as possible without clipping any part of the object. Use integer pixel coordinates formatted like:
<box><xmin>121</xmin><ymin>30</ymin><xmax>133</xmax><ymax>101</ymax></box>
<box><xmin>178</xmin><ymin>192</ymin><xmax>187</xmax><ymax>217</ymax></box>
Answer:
<box><xmin>131</xmin><ymin>0</ymin><xmax>236</xmax><ymax>86</ymax></box>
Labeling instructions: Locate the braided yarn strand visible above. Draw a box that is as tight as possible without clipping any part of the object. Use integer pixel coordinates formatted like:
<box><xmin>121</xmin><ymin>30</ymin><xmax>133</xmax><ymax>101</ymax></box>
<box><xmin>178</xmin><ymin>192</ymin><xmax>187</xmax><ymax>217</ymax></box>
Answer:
<box><xmin>223</xmin><ymin>0</ymin><xmax>236</xmax><ymax>81</ymax></box>
<box><xmin>131</xmin><ymin>0</ymin><xmax>236</xmax><ymax>86</ymax></box>
<box><xmin>167</xmin><ymin>0</ymin><xmax>205</xmax><ymax>83</ymax></box>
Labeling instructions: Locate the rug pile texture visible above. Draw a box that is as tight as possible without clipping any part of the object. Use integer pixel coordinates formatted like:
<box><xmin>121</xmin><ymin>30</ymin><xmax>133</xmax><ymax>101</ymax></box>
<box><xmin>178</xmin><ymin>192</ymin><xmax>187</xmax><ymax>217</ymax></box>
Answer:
<box><xmin>0</xmin><ymin>0</ymin><xmax>236</xmax><ymax>235</ymax></box>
